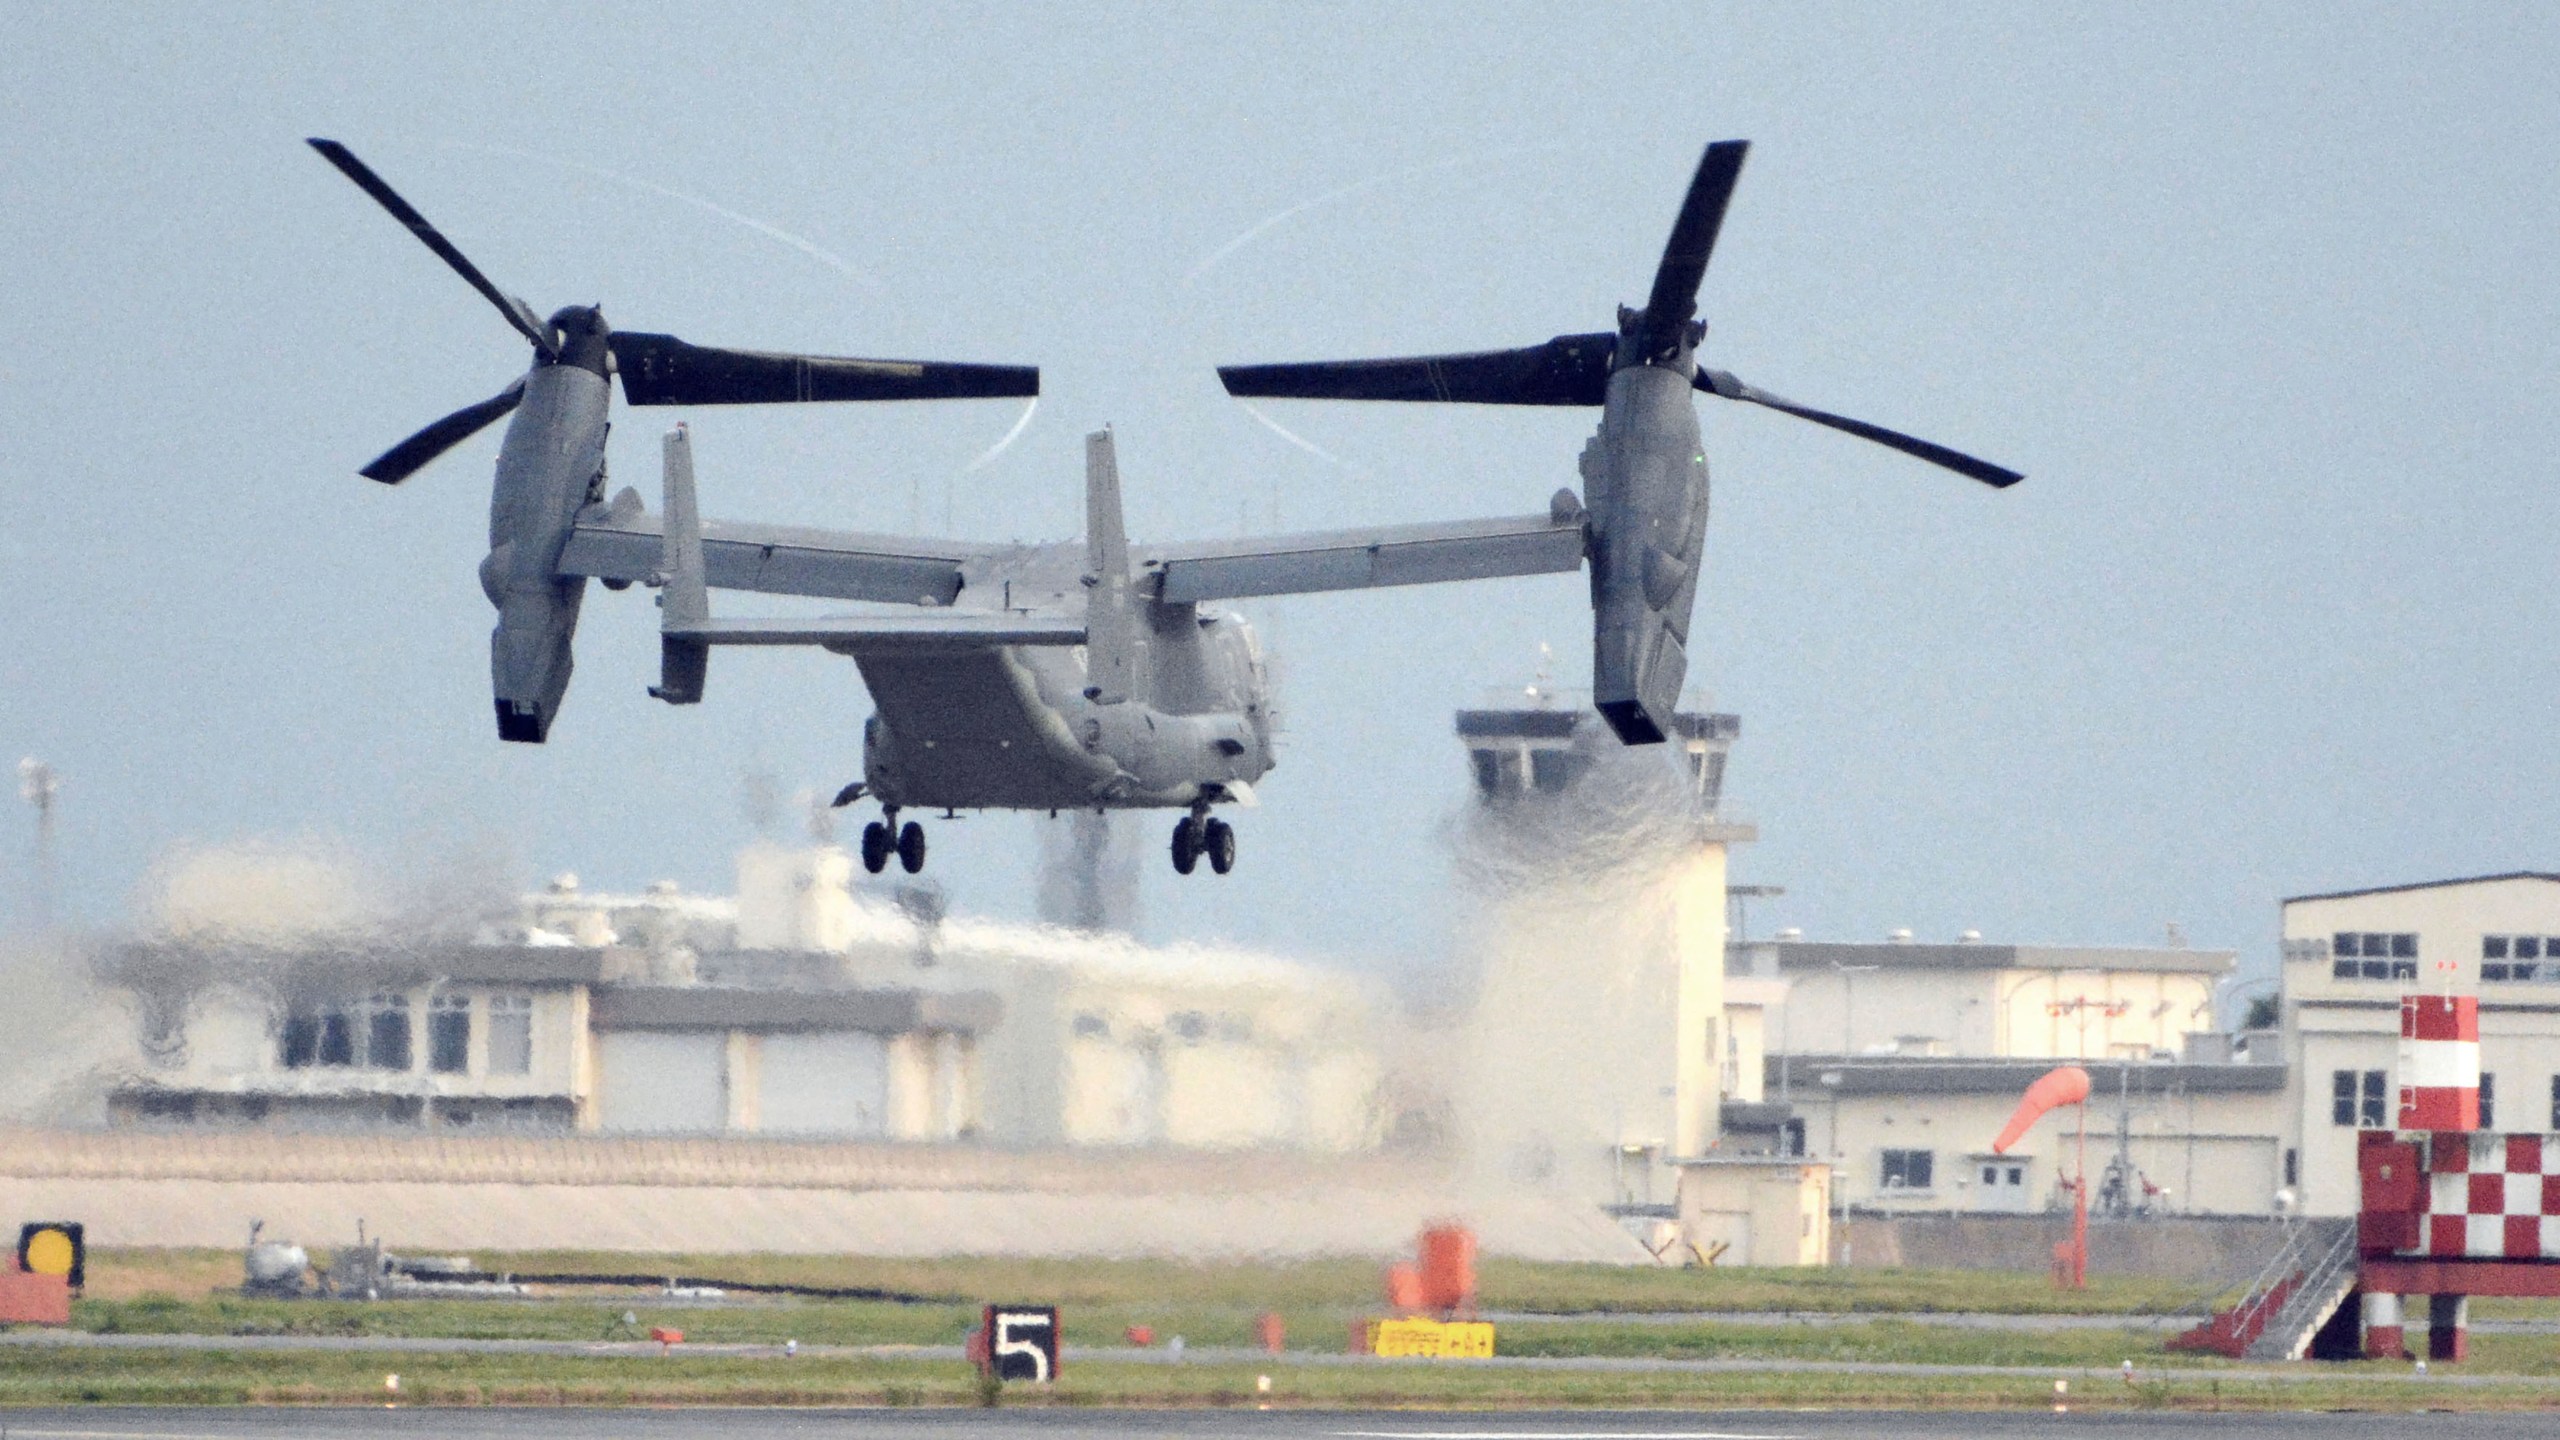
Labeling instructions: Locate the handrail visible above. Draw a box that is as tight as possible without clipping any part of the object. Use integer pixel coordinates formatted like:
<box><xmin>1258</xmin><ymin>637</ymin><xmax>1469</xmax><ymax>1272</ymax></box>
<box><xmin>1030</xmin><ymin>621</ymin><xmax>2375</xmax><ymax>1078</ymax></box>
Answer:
<box><xmin>2247</xmin><ymin>1221</ymin><xmax>2359</xmax><ymax>1359</ymax></box>
<box><xmin>2168</xmin><ymin>1214</ymin><xmax>2306</xmax><ymax>1323</ymax></box>
<box><xmin>2230</xmin><ymin>1220</ymin><xmax>2344</xmax><ymax>1336</ymax></box>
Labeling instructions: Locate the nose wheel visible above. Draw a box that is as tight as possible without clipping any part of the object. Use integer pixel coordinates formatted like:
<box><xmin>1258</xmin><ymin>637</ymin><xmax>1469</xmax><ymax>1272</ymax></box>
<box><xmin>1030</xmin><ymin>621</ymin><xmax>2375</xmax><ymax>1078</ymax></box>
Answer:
<box><xmin>862</xmin><ymin>811</ymin><xmax>928</xmax><ymax>874</ymax></box>
<box><xmin>1170</xmin><ymin>814</ymin><xmax>1236</xmax><ymax>876</ymax></box>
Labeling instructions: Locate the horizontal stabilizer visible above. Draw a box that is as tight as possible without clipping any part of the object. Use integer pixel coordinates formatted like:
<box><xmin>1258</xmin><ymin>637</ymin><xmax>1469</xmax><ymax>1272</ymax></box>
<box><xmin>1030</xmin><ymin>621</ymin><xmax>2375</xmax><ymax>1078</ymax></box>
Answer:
<box><xmin>1149</xmin><ymin>509</ymin><xmax>1586</xmax><ymax>604</ymax></box>
<box><xmin>1217</xmin><ymin>333</ymin><xmax>1615</xmax><ymax>407</ymax></box>
<box><xmin>664</xmin><ymin>615</ymin><xmax>1085</xmax><ymax>649</ymax></box>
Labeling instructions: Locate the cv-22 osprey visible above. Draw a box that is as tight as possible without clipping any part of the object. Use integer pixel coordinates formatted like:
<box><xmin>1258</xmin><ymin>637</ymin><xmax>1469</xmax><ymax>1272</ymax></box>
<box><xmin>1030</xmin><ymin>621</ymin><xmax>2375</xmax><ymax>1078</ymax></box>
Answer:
<box><xmin>318</xmin><ymin>138</ymin><xmax>2019</xmax><ymax>879</ymax></box>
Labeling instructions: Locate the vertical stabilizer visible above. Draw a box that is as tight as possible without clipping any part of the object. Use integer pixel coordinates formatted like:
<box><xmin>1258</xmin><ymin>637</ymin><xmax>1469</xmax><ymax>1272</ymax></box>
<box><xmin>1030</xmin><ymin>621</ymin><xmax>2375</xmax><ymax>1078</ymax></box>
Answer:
<box><xmin>650</xmin><ymin>424</ymin><xmax>709</xmax><ymax>704</ymax></box>
<box><xmin>1082</xmin><ymin>429</ymin><xmax>1138</xmax><ymax>705</ymax></box>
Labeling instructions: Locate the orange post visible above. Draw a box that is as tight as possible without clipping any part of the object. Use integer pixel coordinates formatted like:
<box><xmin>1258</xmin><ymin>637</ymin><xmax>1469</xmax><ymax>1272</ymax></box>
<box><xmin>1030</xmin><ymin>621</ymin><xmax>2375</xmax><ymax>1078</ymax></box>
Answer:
<box><xmin>1384</xmin><ymin>1262</ymin><xmax>1425</xmax><ymax>1313</ymax></box>
<box><xmin>1418</xmin><ymin>1225</ymin><xmax>1477</xmax><ymax>1316</ymax></box>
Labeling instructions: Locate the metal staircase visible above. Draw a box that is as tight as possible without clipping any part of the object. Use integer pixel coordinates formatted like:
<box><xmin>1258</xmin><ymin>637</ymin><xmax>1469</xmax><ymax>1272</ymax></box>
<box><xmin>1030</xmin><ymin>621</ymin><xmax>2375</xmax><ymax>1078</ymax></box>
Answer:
<box><xmin>2168</xmin><ymin>1218</ymin><xmax>2357</xmax><ymax>1360</ymax></box>
<box><xmin>2244</xmin><ymin>1219</ymin><xmax>2358</xmax><ymax>1360</ymax></box>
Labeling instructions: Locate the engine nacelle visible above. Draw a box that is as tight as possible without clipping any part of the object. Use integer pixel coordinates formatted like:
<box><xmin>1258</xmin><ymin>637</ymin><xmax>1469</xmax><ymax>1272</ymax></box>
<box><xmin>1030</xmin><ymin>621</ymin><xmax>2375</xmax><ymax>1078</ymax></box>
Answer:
<box><xmin>479</xmin><ymin>360</ymin><xmax>610</xmax><ymax>742</ymax></box>
<box><xmin>1585</xmin><ymin>361</ymin><xmax>1710</xmax><ymax>745</ymax></box>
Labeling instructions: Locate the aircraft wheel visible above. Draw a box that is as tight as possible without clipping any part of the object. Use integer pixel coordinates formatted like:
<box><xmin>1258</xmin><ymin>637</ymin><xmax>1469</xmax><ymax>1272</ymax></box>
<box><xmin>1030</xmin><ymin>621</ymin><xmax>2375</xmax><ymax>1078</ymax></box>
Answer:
<box><xmin>1170</xmin><ymin>817</ymin><xmax>1200</xmax><ymax>875</ymax></box>
<box><xmin>860</xmin><ymin>822</ymin><xmax>891</xmax><ymax>874</ymax></box>
<box><xmin>1205</xmin><ymin>818</ymin><xmax>1236</xmax><ymax>875</ymax></box>
<box><xmin>897</xmin><ymin>820</ymin><xmax>927</xmax><ymax>874</ymax></box>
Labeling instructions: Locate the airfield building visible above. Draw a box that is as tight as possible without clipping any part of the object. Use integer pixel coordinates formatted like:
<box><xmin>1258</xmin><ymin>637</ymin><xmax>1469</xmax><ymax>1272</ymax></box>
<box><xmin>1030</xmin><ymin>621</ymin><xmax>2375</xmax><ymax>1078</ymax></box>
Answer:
<box><xmin>93</xmin><ymin>843</ymin><xmax>1387</xmax><ymax>1154</ymax></box>
<box><xmin>1729</xmin><ymin>934</ymin><xmax>2290</xmax><ymax>1218</ymax></box>
<box><xmin>2274</xmin><ymin>872</ymin><xmax>2560</xmax><ymax>1217</ymax></box>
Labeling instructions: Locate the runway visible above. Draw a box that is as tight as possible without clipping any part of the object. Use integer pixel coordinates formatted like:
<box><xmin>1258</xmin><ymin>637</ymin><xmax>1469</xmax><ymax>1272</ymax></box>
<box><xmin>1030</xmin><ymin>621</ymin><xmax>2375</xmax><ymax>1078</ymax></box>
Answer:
<box><xmin>1</xmin><ymin>1410</ymin><xmax>2555</xmax><ymax>1440</ymax></box>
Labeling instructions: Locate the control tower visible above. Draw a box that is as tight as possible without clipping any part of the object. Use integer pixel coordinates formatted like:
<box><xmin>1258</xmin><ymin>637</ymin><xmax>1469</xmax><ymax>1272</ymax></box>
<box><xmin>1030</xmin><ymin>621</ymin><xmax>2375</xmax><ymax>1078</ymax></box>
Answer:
<box><xmin>1450</xmin><ymin>692</ymin><xmax>1754</xmax><ymax>1219</ymax></box>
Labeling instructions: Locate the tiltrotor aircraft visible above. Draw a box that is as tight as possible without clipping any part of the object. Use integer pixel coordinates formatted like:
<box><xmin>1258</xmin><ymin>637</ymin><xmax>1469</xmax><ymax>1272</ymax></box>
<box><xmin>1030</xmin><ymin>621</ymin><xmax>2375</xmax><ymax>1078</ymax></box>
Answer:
<box><xmin>319</xmin><ymin>137</ymin><xmax>2019</xmax><ymax>879</ymax></box>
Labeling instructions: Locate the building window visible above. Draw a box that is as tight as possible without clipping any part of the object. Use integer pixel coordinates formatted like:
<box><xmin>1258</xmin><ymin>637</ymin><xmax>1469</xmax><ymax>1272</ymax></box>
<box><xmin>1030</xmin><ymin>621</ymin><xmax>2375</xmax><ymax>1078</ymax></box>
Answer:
<box><xmin>2331</xmin><ymin>932</ymin><xmax>2418</xmax><ymax>981</ymax></box>
<box><xmin>280</xmin><ymin>1012</ymin><xmax>319</xmax><ymax>1069</ymax></box>
<box><xmin>487</xmin><ymin>994</ymin><xmax>532</xmax><ymax>1076</ymax></box>
<box><xmin>365</xmin><ymin>993</ymin><xmax>412</xmax><ymax>1072</ymax></box>
<box><xmin>2332</xmin><ymin>1069</ymin><xmax>2386</xmax><ymax>1127</ymax></box>
<box><xmin>2481</xmin><ymin>936</ymin><xmax>2560</xmax><ymax>982</ymax></box>
<box><xmin>1528</xmin><ymin>749</ymin><xmax>1575</xmax><ymax>793</ymax></box>
<box><xmin>319</xmin><ymin>1010</ymin><xmax>356</xmax><ymax>1067</ymax></box>
<box><xmin>2550</xmin><ymin>1075</ymin><xmax>2560</xmax><ymax>1132</ymax></box>
<box><xmin>1880</xmin><ymin>1148</ymin><xmax>1934</xmax><ymax>1191</ymax></box>
<box><xmin>2283</xmin><ymin>1147</ymin><xmax>2298</xmax><ymax>1188</ymax></box>
<box><xmin>278</xmin><ymin>1003</ymin><xmax>356</xmax><ymax>1068</ymax></box>
<box><xmin>281</xmin><ymin>996</ymin><xmax>415</xmax><ymax>1071</ymax></box>
<box><xmin>2480</xmin><ymin>1072</ymin><xmax>2496</xmax><ymax>1130</ymax></box>
<box><xmin>428</xmin><ymin>995</ymin><xmax>471</xmax><ymax>1075</ymax></box>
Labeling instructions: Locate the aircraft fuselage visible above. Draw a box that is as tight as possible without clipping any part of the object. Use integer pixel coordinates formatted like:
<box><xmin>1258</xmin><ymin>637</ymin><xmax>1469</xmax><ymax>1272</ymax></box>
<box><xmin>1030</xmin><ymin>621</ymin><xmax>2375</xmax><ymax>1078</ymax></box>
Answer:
<box><xmin>854</xmin><ymin>543</ymin><xmax>1275</xmax><ymax>813</ymax></box>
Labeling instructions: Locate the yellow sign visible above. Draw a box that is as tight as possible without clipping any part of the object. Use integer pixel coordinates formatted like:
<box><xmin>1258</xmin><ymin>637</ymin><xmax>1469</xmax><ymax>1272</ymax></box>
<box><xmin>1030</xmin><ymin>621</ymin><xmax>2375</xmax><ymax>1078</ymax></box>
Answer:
<box><xmin>1366</xmin><ymin>1318</ymin><xmax>1495</xmax><ymax>1359</ymax></box>
<box><xmin>18</xmin><ymin>1222</ymin><xmax>82</xmax><ymax>1288</ymax></box>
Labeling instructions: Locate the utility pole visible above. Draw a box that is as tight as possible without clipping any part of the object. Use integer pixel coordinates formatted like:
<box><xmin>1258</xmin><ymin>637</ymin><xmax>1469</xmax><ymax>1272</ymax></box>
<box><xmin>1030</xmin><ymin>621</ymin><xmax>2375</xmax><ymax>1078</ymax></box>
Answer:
<box><xmin>18</xmin><ymin>758</ymin><xmax>57</xmax><ymax>933</ymax></box>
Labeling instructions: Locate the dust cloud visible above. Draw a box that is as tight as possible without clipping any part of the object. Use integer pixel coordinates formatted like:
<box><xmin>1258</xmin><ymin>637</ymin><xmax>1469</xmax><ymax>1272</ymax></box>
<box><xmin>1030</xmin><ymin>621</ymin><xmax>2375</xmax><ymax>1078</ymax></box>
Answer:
<box><xmin>1437</xmin><ymin>719</ymin><xmax>1722</xmax><ymax>1199</ymax></box>
<box><xmin>1036</xmin><ymin>810</ymin><xmax>1142</xmax><ymax>935</ymax></box>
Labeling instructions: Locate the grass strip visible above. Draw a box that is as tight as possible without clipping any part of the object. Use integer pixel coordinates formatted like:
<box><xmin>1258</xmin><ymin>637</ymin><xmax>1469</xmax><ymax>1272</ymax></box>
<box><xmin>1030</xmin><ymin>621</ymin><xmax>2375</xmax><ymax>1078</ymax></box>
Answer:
<box><xmin>4</xmin><ymin>1348</ymin><xmax>2560</xmax><ymax>1412</ymax></box>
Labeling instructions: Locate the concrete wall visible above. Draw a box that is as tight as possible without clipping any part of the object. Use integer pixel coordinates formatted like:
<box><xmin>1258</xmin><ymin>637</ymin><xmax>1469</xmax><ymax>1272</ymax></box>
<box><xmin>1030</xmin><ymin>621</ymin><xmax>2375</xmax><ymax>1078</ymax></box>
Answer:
<box><xmin>1836</xmin><ymin>1213</ymin><xmax>2295</xmax><ymax>1281</ymax></box>
<box><xmin>0</xmin><ymin>1126</ymin><xmax>1644</xmax><ymax>1263</ymax></box>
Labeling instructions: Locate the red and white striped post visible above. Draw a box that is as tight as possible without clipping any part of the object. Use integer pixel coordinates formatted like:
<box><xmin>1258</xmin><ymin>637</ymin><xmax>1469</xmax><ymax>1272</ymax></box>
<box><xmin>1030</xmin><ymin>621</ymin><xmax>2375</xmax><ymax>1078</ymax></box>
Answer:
<box><xmin>2368</xmin><ymin>993</ymin><xmax>2480</xmax><ymax>1360</ymax></box>
<box><xmin>2397</xmin><ymin>994</ymin><xmax>2479</xmax><ymax>1132</ymax></box>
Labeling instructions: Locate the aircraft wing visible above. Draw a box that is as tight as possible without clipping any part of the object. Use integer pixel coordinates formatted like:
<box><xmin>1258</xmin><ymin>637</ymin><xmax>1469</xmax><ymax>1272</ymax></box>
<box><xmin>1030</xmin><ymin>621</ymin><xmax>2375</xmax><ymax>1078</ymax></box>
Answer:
<box><xmin>665</xmin><ymin>615</ymin><xmax>1083</xmax><ymax>649</ymax></box>
<box><xmin>559</xmin><ymin>496</ymin><xmax>997</xmax><ymax>607</ymax></box>
<box><xmin>1144</xmin><ymin>510</ymin><xmax>1587</xmax><ymax>604</ymax></box>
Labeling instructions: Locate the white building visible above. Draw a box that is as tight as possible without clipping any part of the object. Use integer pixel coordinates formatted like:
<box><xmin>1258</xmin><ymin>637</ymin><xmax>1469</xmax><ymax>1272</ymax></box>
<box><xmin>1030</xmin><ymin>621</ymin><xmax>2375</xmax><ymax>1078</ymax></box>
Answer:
<box><xmin>1730</xmin><ymin>936</ymin><xmax>2290</xmax><ymax>1217</ymax></box>
<box><xmin>2277</xmin><ymin>872</ymin><xmax>2560</xmax><ymax>1215</ymax></box>
<box><xmin>98</xmin><ymin>844</ymin><xmax>1386</xmax><ymax>1154</ymax></box>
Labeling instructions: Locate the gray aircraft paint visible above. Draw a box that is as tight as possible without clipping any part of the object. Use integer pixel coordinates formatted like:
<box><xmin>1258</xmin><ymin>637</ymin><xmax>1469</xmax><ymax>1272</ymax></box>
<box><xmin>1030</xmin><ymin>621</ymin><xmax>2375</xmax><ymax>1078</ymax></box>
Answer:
<box><xmin>323</xmin><ymin>135</ymin><xmax>2008</xmax><ymax>875</ymax></box>
<box><xmin>1216</xmin><ymin>139</ymin><xmax>2020</xmax><ymax>750</ymax></box>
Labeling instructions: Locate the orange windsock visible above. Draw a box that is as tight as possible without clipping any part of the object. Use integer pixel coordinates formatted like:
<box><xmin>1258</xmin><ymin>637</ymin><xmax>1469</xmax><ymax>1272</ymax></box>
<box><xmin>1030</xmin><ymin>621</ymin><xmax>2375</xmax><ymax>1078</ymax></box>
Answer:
<box><xmin>1992</xmin><ymin>1065</ymin><xmax>2091</xmax><ymax>1153</ymax></box>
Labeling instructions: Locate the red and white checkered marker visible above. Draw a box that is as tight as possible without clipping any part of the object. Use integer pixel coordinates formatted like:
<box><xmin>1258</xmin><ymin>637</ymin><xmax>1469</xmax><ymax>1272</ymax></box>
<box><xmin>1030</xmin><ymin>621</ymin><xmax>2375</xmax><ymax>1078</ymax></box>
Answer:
<box><xmin>2417</xmin><ymin>1134</ymin><xmax>2560</xmax><ymax>1260</ymax></box>
<box><xmin>2398</xmin><ymin>994</ymin><xmax>2479</xmax><ymax>1132</ymax></box>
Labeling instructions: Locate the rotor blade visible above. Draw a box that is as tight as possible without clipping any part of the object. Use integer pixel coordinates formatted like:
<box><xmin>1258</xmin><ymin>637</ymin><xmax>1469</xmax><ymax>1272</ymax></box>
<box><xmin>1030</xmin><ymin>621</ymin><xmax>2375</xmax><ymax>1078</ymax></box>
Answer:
<box><xmin>358</xmin><ymin>378</ymin><xmax>526</xmax><ymax>484</ymax></box>
<box><xmin>1218</xmin><ymin>332</ymin><xmax>1616</xmax><ymax>407</ymax></box>
<box><xmin>1697</xmin><ymin>369</ymin><xmax>2023</xmax><ymax>488</ymax></box>
<box><xmin>307</xmin><ymin>138</ymin><xmax>558</xmax><ymax>359</ymax></box>
<box><xmin>1638</xmin><ymin>140</ymin><xmax>1750</xmax><ymax>357</ymax></box>
<box><xmin>607</xmin><ymin>333</ymin><xmax>1038</xmax><ymax>406</ymax></box>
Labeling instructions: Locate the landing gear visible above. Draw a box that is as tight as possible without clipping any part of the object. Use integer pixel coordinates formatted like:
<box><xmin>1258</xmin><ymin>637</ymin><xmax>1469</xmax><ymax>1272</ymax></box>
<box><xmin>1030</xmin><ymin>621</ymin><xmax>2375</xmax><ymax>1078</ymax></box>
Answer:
<box><xmin>1170</xmin><ymin>809</ymin><xmax>1237</xmax><ymax>876</ymax></box>
<box><xmin>862</xmin><ymin>807</ymin><xmax>929</xmax><ymax>875</ymax></box>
